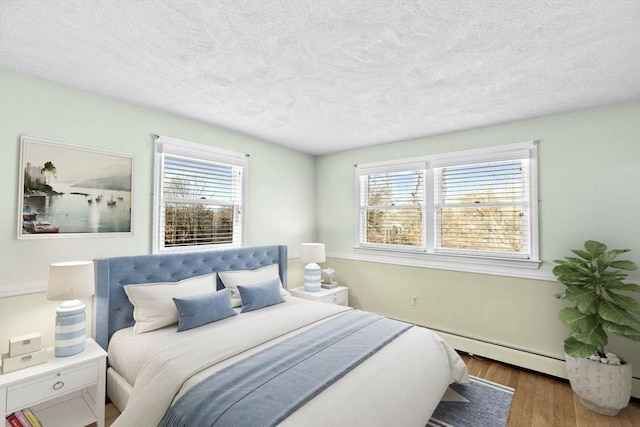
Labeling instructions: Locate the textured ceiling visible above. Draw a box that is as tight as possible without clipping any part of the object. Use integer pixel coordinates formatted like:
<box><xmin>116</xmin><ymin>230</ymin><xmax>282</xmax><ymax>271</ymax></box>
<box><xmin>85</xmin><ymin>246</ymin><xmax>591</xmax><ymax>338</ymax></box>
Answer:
<box><xmin>1</xmin><ymin>0</ymin><xmax>639</xmax><ymax>155</ymax></box>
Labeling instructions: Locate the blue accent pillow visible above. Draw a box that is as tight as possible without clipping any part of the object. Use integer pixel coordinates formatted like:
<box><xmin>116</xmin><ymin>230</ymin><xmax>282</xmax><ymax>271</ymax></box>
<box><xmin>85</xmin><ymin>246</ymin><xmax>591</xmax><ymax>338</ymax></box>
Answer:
<box><xmin>173</xmin><ymin>288</ymin><xmax>237</xmax><ymax>332</ymax></box>
<box><xmin>237</xmin><ymin>278</ymin><xmax>285</xmax><ymax>313</ymax></box>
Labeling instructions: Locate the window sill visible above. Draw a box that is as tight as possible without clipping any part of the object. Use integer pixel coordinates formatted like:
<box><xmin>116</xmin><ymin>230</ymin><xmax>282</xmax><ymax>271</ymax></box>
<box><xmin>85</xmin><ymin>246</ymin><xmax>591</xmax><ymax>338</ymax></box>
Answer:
<box><xmin>335</xmin><ymin>247</ymin><xmax>550</xmax><ymax>281</ymax></box>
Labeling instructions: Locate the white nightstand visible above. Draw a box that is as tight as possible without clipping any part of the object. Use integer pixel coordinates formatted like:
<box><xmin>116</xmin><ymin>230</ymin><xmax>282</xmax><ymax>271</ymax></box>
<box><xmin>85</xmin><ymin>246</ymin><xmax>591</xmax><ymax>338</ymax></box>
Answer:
<box><xmin>1</xmin><ymin>338</ymin><xmax>106</xmax><ymax>427</ymax></box>
<box><xmin>290</xmin><ymin>285</ymin><xmax>349</xmax><ymax>306</ymax></box>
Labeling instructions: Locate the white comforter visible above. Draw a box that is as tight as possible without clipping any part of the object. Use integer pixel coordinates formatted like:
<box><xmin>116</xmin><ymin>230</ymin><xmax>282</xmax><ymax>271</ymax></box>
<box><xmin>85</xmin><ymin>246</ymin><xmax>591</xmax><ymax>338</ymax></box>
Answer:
<box><xmin>110</xmin><ymin>298</ymin><xmax>468</xmax><ymax>427</ymax></box>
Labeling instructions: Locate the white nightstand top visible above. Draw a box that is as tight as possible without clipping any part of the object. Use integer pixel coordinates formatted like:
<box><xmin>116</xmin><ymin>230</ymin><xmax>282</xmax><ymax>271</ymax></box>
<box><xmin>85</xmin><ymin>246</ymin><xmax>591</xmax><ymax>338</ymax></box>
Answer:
<box><xmin>0</xmin><ymin>338</ymin><xmax>106</xmax><ymax>386</ymax></box>
<box><xmin>290</xmin><ymin>285</ymin><xmax>347</xmax><ymax>297</ymax></box>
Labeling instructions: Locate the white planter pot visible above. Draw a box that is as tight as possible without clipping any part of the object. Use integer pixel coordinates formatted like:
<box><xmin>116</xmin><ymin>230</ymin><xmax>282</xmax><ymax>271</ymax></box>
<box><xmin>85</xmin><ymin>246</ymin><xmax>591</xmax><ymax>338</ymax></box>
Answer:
<box><xmin>565</xmin><ymin>354</ymin><xmax>632</xmax><ymax>416</ymax></box>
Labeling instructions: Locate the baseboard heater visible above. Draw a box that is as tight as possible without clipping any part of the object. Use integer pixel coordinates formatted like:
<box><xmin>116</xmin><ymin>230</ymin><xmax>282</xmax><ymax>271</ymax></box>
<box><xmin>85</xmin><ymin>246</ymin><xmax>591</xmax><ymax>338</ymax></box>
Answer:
<box><xmin>433</xmin><ymin>328</ymin><xmax>640</xmax><ymax>399</ymax></box>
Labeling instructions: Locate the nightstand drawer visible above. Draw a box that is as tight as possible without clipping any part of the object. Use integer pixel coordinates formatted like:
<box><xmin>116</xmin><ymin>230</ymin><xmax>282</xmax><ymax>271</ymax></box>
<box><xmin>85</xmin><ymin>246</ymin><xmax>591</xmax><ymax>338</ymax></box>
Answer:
<box><xmin>6</xmin><ymin>361</ymin><xmax>98</xmax><ymax>412</ymax></box>
<box><xmin>321</xmin><ymin>291</ymin><xmax>347</xmax><ymax>305</ymax></box>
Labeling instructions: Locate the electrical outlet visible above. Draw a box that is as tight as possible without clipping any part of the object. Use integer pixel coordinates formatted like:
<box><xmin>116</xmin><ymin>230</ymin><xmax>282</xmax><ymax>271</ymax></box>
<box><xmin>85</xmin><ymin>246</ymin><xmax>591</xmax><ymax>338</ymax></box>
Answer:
<box><xmin>411</xmin><ymin>295</ymin><xmax>419</xmax><ymax>306</ymax></box>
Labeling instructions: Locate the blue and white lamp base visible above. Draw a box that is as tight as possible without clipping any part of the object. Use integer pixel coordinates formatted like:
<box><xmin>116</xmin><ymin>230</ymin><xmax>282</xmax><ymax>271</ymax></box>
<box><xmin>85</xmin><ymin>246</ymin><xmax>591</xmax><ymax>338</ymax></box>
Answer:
<box><xmin>304</xmin><ymin>263</ymin><xmax>322</xmax><ymax>292</ymax></box>
<box><xmin>54</xmin><ymin>300</ymin><xmax>87</xmax><ymax>357</ymax></box>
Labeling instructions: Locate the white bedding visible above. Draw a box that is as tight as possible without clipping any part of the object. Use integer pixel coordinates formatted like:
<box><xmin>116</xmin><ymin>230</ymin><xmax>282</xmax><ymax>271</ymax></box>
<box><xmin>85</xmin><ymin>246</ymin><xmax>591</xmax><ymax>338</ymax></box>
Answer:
<box><xmin>109</xmin><ymin>297</ymin><xmax>468</xmax><ymax>427</ymax></box>
<box><xmin>109</xmin><ymin>307</ymin><xmax>241</xmax><ymax>386</ymax></box>
<box><xmin>108</xmin><ymin>297</ymin><xmax>330</xmax><ymax>385</ymax></box>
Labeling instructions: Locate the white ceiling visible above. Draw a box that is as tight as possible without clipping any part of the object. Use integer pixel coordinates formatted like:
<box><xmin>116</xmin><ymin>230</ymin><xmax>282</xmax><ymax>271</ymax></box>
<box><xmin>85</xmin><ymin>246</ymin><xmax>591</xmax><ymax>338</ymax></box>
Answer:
<box><xmin>1</xmin><ymin>0</ymin><xmax>639</xmax><ymax>155</ymax></box>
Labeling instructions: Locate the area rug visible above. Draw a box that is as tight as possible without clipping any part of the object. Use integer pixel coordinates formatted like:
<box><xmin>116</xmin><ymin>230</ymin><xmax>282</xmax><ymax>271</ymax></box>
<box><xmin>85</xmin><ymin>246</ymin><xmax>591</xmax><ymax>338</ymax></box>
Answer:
<box><xmin>427</xmin><ymin>376</ymin><xmax>514</xmax><ymax>427</ymax></box>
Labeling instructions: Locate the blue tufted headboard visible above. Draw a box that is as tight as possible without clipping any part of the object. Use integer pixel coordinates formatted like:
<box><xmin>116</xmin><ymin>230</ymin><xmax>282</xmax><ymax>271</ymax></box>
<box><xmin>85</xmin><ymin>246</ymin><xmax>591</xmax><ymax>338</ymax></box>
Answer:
<box><xmin>93</xmin><ymin>245</ymin><xmax>288</xmax><ymax>351</ymax></box>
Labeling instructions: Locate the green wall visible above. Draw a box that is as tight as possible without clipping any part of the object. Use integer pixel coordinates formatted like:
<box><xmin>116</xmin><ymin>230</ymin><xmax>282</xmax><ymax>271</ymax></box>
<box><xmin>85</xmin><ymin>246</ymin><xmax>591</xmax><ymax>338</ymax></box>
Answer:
<box><xmin>316</xmin><ymin>101</ymin><xmax>640</xmax><ymax>379</ymax></box>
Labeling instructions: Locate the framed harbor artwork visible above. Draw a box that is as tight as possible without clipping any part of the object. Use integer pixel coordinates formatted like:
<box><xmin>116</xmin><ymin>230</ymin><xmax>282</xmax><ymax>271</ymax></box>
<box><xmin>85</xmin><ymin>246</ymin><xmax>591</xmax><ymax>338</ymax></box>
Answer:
<box><xmin>18</xmin><ymin>136</ymin><xmax>134</xmax><ymax>239</ymax></box>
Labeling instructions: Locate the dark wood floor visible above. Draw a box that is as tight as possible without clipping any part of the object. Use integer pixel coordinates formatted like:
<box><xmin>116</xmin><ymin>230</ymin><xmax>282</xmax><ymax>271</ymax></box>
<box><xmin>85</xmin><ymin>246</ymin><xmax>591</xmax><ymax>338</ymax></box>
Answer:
<box><xmin>102</xmin><ymin>352</ymin><xmax>640</xmax><ymax>426</ymax></box>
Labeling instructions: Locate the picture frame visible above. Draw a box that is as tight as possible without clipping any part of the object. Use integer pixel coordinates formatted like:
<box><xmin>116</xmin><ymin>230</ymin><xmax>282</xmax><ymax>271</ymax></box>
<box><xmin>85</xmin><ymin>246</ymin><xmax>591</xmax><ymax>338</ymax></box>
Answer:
<box><xmin>18</xmin><ymin>136</ymin><xmax>134</xmax><ymax>239</ymax></box>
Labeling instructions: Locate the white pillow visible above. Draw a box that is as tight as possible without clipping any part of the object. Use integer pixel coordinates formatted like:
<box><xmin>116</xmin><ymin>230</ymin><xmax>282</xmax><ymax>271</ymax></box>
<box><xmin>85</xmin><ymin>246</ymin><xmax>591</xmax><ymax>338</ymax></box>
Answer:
<box><xmin>218</xmin><ymin>264</ymin><xmax>289</xmax><ymax>307</ymax></box>
<box><xmin>124</xmin><ymin>273</ymin><xmax>217</xmax><ymax>334</ymax></box>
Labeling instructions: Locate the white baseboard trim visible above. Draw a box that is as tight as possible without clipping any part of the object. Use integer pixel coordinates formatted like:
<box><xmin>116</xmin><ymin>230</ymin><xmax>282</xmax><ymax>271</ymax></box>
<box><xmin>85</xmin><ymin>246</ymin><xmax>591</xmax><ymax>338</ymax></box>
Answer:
<box><xmin>436</xmin><ymin>330</ymin><xmax>640</xmax><ymax>399</ymax></box>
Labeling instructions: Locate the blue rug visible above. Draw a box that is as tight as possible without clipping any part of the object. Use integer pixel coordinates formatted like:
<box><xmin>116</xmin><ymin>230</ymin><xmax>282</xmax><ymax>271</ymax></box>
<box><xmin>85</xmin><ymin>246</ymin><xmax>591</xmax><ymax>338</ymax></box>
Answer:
<box><xmin>427</xmin><ymin>376</ymin><xmax>514</xmax><ymax>427</ymax></box>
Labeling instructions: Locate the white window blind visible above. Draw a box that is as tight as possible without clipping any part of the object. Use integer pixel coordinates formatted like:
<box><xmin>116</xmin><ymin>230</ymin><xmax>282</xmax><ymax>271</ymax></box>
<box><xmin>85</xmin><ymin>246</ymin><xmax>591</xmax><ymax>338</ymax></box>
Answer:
<box><xmin>355</xmin><ymin>141</ymin><xmax>539</xmax><ymax>266</ymax></box>
<box><xmin>359</xmin><ymin>168</ymin><xmax>426</xmax><ymax>248</ymax></box>
<box><xmin>434</xmin><ymin>159</ymin><xmax>530</xmax><ymax>258</ymax></box>
<box><xmin>154</xmin><ymin>136</ymin><xmax>246</xmax><ymax>253</ymax></box>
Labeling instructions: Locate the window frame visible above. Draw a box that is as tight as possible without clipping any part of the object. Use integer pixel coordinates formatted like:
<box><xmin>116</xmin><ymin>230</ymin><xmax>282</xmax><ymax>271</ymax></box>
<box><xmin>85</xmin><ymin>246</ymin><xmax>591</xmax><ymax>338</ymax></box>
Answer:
<box><xmin>354</xmin><ymin>141</ymin><xmax>540</xmax><ymax>272</ymax></box>
<box><xmin>358</xmin><ymin>162</ymin><xmax>427</xmax><ymax>252</ymax></box>
<box><xmin>153</xmin><ymin>135</ymin><xmax>247</xmax><ymax>254</ymax></box>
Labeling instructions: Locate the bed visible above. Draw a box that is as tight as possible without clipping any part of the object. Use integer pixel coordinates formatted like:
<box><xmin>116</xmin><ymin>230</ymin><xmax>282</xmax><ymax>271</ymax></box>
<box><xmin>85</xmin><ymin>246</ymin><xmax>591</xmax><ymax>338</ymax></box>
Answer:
<box><xmin>94</xmin><ymin>245</ymin><xmax>468</xmax><ymax>427</ymax></box>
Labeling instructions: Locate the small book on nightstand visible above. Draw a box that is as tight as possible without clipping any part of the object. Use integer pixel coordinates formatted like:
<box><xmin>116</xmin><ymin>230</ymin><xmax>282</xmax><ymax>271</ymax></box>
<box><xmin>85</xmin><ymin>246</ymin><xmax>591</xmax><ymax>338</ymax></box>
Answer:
<box><xmin>23</xmin><ymin>408</ymin><xmax>42</xmax><ymax>427</ymax></box>
<box><xmin>5</xmin><ymin>408</ymin><xmax>43</xmax><ymax>427</ymax></box>
<box><xmin>13</xmin><ymin>410</ymin><xmax>29</xmax><ymax>427</ymax></box>
<box><xmin>5</xmin><ymin>413</ymin><xmax>22</xmax><ymax>427</ymax></box>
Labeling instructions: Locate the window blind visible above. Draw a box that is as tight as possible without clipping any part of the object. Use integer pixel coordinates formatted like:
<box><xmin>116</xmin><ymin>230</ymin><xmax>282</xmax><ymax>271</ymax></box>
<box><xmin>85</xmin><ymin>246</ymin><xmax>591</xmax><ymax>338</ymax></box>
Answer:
<box><xmin>434</xmin><ymin>159</ymin><xmax>530</xmax><ymax>257</ymax></box>
<box><xmin>359</xmin><ymin>169</ymin><xmax>426</xmax><ymax>247</ymax></box>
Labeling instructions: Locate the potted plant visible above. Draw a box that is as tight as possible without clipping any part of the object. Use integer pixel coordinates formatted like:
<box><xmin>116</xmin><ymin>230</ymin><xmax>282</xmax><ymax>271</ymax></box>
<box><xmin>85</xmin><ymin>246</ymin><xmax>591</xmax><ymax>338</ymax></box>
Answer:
<box><xmin>553</xmin><ymin>240</ymin><xmax>639</xmax><ymax>416</ymax></box>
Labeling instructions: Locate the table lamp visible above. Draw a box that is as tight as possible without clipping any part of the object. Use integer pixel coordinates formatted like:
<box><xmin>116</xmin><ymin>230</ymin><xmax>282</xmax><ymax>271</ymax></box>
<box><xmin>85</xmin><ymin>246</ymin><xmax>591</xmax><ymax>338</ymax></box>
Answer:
<box><xmin>47</xmin><ymin>261</ymin><xmax>95</xmax><ymax>357</ymax></box>
<box><xmin>300</xmin><ymin>243</ymin><xmax>326</xmax><ymax>292</ymax></box>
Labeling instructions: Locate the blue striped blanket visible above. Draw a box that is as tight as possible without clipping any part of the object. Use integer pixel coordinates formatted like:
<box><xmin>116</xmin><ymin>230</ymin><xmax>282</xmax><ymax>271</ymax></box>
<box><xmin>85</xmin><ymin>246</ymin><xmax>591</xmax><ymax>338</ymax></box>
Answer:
<box><xmin>159</xmin><ymin>310</ymin><xmax>411</xmax><ymax>427</ymax></box>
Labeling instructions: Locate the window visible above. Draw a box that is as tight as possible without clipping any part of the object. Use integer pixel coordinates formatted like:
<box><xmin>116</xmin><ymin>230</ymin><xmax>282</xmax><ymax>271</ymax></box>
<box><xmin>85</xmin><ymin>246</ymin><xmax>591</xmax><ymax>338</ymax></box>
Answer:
<box><xmin>153</xmin><ymin>135</ymin><xmax>246</xmax><ymax>253</ymax></box>
<box><xmin>356</xmin><ymin>141</ymin><xmax>539</xmax><ymax>269</ymax></box>
<box><xmin>358</xmin><ymin>162</ymin><xmax>426</xmax><ymax>249</ymax></box>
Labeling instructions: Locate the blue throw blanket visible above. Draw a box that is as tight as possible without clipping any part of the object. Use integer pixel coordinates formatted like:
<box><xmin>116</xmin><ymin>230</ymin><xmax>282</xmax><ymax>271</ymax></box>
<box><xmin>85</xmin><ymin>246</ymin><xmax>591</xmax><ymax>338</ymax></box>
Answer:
<box><xmin>159</xmin><ymin>310</ymin><xmax>411</xmax><ymax>427</ymax></box>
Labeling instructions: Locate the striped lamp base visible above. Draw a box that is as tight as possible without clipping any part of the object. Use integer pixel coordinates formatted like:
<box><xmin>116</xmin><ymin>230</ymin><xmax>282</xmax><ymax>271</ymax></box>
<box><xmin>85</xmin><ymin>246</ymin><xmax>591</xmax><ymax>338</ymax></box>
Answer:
<box><xmin>304</xmin><ymin>263</ymin><xmax>322</xmax><ymax>292</ymax></box>
<box><xmin>54</xmin><ymin>301</ymin><xmax>87</xmax><ymax>357</ymax></box>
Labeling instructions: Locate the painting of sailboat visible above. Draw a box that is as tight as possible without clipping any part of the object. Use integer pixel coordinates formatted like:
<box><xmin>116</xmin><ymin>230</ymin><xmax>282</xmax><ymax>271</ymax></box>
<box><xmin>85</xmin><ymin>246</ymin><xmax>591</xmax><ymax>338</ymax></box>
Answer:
<box><xmin>18</xmin><ymin>136</ymin><xmax>134</xmax><ymax>238</ymax></box>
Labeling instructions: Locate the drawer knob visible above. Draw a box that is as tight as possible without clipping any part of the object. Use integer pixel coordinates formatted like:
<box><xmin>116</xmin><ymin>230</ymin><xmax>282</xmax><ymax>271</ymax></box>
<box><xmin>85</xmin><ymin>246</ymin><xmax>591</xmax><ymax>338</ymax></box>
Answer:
<box><xmin>53</xmin><ymin>381</ymin><xmax>64</xmax><ymax>390</ymax></box>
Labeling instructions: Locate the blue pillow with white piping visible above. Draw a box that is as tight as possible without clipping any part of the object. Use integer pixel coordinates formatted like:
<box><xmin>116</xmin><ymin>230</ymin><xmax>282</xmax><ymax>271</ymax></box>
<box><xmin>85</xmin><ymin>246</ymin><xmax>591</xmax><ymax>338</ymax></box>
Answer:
<box><xmin>173</xmin><ymin>288</ymin><xmax>237</xmax><ymax>332</ymax></box>
<box><xmin>237</xmin><ymin>278</ymin><xmax>285</xmax><ymax>313</ymax></box>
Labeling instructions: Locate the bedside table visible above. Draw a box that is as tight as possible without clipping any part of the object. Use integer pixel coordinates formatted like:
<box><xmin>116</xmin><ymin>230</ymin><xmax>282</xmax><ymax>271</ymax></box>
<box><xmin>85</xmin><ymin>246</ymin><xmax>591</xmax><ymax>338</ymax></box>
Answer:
<box><xmin>290</xmin><ymin>285</ymin><xmax>349</xmax><ymax>306</ymax></box>
<box><xmin>1</xmin><ymin>338</ymin><xmax>106</xmax><ymax>427</ymax></box>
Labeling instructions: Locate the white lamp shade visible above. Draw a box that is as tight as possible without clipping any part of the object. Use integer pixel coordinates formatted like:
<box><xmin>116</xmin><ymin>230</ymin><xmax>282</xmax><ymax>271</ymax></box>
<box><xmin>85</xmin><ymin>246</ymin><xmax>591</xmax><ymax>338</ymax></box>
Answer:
<box><xmin>300</xmin><ymin>243</ymin><xmax>326</xmax><ymax>263</ymax></box>
<box><xmin>47</xmin><ymin>261</ymin><xmax>95</xmax><ymax>301</ymax></box>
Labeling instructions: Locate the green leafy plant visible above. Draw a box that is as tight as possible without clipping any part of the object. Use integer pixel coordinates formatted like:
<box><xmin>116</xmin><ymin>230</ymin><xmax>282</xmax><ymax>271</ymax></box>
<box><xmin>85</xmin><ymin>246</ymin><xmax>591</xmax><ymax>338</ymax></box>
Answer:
<box><xmin>553</xmin><ymin>240</ymin><xmax>640</xmax><ymax>359</ymax></box>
